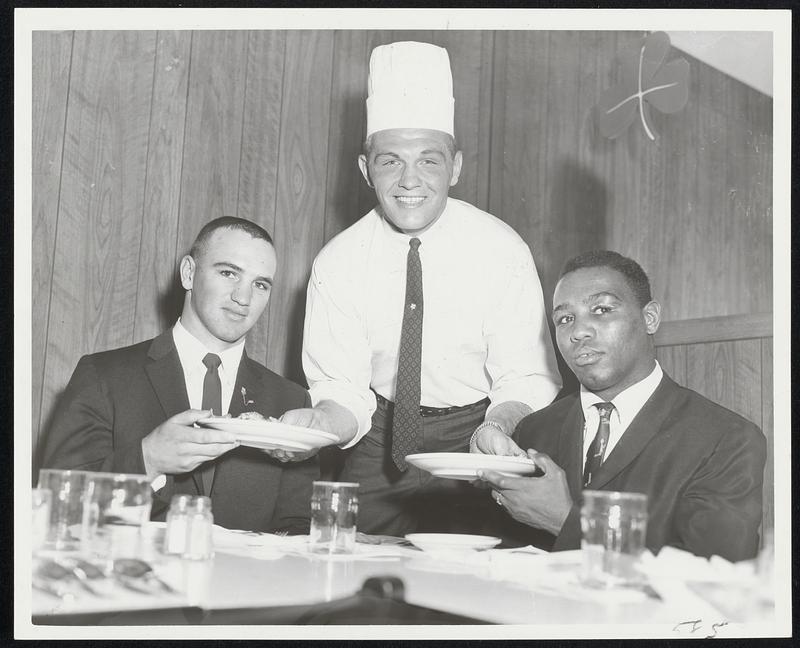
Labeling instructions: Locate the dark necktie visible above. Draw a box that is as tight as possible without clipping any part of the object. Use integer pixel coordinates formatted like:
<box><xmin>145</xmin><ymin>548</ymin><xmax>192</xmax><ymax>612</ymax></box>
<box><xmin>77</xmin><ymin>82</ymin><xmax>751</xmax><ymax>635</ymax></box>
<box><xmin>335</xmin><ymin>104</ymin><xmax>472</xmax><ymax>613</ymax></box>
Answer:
<box><xmin>200</xmin><ymin>353</ymin><xmax>222</xmax><ymax>495</ymax></box>
<box><xmin>392</xmin><ymin>237</ymin><xmax>424</xmax><ymax>471</ymax></box>
<box><xmin>583</xmin><ymin>402</ymin><xmax>614</xmax><ymax>487</ymax></box>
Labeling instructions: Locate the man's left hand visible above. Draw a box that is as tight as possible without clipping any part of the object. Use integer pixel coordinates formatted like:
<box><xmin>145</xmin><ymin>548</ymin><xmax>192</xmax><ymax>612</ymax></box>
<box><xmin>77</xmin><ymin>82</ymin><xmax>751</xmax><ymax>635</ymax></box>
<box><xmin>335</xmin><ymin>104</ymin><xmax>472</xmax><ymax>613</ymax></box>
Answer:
<box><xmin>477</xmin><ymin>450</ymin><xmax>573</xmax><ymax>536</ymax></box>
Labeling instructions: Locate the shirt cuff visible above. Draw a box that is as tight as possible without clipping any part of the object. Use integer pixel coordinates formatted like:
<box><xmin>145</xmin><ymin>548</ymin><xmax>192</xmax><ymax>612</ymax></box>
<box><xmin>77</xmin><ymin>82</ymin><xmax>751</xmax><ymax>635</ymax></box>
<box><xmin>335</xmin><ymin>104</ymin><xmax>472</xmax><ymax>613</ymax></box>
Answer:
<box><xmin>151</xmin><ymin>474</ymin><xmax>167</xmax><ymax>492</ymax></box>
<box><xmin>308</xmin><ymin>383</ymin><xmax>377</xmax><ymax>449</ymax></box>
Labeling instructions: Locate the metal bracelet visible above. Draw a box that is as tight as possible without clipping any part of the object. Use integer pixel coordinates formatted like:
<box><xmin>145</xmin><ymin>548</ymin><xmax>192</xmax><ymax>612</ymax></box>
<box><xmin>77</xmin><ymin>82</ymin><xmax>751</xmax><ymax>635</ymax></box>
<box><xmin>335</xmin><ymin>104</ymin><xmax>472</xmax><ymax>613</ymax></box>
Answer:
<box><xmin>469</xmin><ymin>420</ymin><xmax>506</xmax><ymax>448</ymax></box>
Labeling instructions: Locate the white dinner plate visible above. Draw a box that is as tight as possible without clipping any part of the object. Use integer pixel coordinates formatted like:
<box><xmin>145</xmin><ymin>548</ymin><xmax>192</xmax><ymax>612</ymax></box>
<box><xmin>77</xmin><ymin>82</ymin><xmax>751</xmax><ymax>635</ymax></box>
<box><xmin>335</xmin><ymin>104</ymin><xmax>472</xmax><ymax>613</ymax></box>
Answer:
<box><xmin>405</xmin><ymin>452</ymin><xmax>540</xmax><ymax>481</ymax></box>
<box><xmin>197</xmin><ymin>417</ymin><xmax>338</xmax><ymax>452</ymax></box>
<box><xmin>405</xmin><ymin>533</ymin><xmax>502</xmax><ymax>553</ymax></box>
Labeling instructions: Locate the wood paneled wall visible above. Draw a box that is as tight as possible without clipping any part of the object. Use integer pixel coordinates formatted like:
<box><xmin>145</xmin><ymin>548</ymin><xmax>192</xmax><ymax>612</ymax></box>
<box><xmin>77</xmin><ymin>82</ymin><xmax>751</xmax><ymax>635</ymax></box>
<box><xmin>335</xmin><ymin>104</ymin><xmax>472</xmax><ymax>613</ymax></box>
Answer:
<box><xmin>655</xmin><ymin>314</ymin><xmax>773</xmax><ymax>536</ymax></box>
<box><xmin>32</xmin><ymin>30</ymin><xmax>772</xmax><ymax>458</ymax></box>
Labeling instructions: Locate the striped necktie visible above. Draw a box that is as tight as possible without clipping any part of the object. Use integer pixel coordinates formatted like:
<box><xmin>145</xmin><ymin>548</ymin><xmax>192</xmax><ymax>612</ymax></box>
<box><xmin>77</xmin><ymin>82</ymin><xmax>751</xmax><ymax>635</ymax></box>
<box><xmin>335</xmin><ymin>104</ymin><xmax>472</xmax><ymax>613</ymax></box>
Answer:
<box><xmin>583</xmin><ymin>402</ymin><xmax>614</xmax><ymax>487</ymax></box>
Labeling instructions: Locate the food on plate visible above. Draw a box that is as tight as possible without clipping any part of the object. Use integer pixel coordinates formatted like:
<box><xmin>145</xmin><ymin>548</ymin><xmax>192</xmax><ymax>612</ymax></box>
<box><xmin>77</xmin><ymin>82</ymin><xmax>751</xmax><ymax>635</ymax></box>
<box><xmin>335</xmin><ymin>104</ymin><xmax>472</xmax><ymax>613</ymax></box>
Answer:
<box><xmin>237</xmin><ymin>411</ymin><xmax>266</xmax><ymax>421</ymax></box>
<box><xmin>233</xmin><ymin>411</ymin><xmax>279</xmax><ymax>422</ymax></box>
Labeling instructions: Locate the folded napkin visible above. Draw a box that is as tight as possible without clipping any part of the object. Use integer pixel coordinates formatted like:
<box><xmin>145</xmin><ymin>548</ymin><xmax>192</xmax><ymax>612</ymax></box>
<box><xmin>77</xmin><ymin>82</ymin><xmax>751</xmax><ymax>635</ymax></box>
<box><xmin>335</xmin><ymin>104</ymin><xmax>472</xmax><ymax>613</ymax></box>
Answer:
<box><xmin>639</xmin><ymin>546</ymin><xmax>757</xmax><ymax>583</ymax></box>
<box><xmin>638</xmin><ymin>547</ymin><xmax>774</xmax><ymax>623</ymax></box>
<box><xmin>211</xmin><ymin>526</ymin><xmax>306</xmax><ymax>560</ymax></box>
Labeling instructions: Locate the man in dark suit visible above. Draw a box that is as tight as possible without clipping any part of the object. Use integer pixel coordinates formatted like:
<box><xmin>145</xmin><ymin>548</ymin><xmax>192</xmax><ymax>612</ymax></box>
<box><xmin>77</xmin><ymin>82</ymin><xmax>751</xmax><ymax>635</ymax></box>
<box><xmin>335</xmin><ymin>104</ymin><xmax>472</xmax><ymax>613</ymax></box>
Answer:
<box><xmin>476</xmin><ymin>250</ymin><xmax>766</xmax><ymax>562</ymax></box>
<box><xmin>41</xmin><ymin>217</ymin><xmax>317</xmax><ymax>533</ymax></box>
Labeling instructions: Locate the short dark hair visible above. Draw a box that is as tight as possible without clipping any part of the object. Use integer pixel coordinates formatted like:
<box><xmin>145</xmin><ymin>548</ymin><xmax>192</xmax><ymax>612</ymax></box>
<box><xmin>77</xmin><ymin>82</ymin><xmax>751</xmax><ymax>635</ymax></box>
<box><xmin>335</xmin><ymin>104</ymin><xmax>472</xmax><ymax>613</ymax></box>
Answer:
<box><xmin>189</xmin><ymin>217</ymin><xmax>273</xmax><ymax>260</ymax></box>
<box><xmin>363</xmin><ymin>132</ymin><xmax>458</xmax><ymax>160</ymax></box>
<box><xmin>560</xmin><ymin>250</ymin><xmax>652</xmax><ymax>307</ymax></box>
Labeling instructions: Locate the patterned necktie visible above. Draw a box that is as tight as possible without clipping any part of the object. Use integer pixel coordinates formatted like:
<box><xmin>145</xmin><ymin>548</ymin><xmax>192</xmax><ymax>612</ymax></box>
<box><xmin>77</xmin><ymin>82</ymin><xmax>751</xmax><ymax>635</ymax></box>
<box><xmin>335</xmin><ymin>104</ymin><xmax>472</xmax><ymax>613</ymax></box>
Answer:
<box><xmin>583</xmin><ymin>402</ymin><xmax>614</xmax><ymax>487</ymax></box>
<box><xmin>200</xmin><ymin>353</ymin><xmax>222</xmax><ymax>495</ymax></box>
<box><xmin>392</xmin><ymin>237</ymin><xmax>424</xmax><ymax>471</ymax></box>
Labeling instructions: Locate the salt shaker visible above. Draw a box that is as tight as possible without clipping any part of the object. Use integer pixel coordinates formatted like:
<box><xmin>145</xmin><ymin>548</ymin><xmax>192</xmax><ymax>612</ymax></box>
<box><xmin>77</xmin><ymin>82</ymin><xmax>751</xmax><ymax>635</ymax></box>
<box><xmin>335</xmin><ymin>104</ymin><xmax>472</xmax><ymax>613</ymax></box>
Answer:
<box><xmin>164</xmin><ymin>494</ymin><xmax>192</xmax><ymax>555</ymax></box>
<box><xmin>184</xmin><ymin>496</ymin><xmax>214</xmax><ymax>560</ymax></box>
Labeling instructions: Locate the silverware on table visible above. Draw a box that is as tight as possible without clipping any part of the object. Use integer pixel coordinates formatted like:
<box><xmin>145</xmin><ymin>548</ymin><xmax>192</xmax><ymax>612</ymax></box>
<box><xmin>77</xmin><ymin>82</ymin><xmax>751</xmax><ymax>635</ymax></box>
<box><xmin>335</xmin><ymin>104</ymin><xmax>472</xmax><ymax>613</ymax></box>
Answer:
<box><xmin>36</xmin><ymin>558</ymin><xmax>101</xmax><ymax>597</ymax></box>
<box><xmin>111</xmin><ymin>558</ymin><xmax>176</xmax><ymax>594</ymax></box>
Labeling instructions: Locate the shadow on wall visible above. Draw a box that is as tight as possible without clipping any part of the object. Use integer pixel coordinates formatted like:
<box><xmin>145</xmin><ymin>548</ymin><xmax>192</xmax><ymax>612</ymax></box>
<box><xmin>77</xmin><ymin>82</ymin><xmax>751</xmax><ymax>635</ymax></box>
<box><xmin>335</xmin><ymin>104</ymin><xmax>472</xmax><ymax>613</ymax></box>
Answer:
<box><xmin>159</xmin><ymin>270</ymin><xmax>186</xmax><ymax>332</ymax></box>
<box><xmin>326</xmin><ymin>92</ymin><xmax>376</xmax><ymax>239</ymax></box>
<box><xmin>282</xmin><ymin>275</ymin><xmax>310</xmax><ymax>389</ymax></box>
<box><xmin>546</xmin><ymin>157</ymin><xmax>609</xmax><ymax>399</ymax></box>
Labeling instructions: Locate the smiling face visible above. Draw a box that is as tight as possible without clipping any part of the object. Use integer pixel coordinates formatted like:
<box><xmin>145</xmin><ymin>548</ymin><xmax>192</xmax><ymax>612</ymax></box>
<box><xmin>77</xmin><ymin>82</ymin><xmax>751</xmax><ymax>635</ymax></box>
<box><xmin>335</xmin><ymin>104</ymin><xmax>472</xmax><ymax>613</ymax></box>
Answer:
<box><xmin>179</xmin><ymin>227</ymin><xmax>277</xmax><ymax>351</ymax></box>
<box><xmin>552</xmin><ymin>267</ymin><xmax>661</xmax><ymax>401</ymax></box>
<box><xmin>359</xmin><ymin>128</ymin><xmax>463</xmax><ymax>235</ymax></box>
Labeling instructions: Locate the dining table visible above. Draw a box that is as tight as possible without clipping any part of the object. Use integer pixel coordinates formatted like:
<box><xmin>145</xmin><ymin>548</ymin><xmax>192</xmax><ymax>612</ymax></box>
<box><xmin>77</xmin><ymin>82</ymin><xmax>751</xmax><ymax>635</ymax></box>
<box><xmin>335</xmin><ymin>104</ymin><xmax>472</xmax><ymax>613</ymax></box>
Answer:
<box><xmin>27</xmin><ymin>523</ymin><xmax>776</xmax><ymax>638</ymax></box>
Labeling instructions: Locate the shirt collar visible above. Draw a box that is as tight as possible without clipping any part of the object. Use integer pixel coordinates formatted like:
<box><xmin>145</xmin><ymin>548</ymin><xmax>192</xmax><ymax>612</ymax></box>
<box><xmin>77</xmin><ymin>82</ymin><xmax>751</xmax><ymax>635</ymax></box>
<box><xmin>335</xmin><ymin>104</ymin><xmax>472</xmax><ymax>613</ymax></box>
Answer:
<box><xmin>580</xmin><ymin>360</ymin><xmax>663</xmax><ymax>422</ymax></box>
<box><xmin>172</xmin><ymin>318</ymin><xmax>246</xmax><ymax>373</ymax></box>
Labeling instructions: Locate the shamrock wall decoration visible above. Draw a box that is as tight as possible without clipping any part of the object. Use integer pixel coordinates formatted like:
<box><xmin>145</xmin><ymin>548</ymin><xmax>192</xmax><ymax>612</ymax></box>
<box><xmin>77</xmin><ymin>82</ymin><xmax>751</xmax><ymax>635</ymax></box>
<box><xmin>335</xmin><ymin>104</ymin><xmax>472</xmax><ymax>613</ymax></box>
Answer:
<box><xmin>597</xmin><ymin>31</ymin><xmax>689</xmax><ymax>141</ymax></box>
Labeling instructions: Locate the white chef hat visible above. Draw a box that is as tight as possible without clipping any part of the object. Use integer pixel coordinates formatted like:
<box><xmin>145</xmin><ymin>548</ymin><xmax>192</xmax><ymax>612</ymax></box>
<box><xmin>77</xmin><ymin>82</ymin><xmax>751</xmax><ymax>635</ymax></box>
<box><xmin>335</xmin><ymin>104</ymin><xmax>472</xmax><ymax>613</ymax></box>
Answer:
<box><xmin>366</xmin><ymin>41</ymin><xmax>455</xmax><ymax>138</ymax></box>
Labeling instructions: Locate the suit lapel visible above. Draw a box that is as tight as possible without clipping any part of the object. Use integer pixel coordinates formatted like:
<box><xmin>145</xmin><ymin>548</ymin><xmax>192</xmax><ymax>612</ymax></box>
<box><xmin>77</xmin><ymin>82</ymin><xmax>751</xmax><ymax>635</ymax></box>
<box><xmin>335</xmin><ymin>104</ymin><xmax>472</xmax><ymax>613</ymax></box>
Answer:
<box><xmin>145</xmin><ymin>331</ymin><xmax>190</xmax><ymax>419</ymax></box>
<box><xmin>144</xmin><ymin>331</ymin><xmax>204</xmax><ymax>496</ymax></box>
<box><xmin>556</xmin><ymin>398</ymin><xmax>585</xmax><ymax>500</ymax></box>
<box><xmin>589</xmin><ymin>375</ymin><xmax>680</xmax><ymax>489</ymax></box>
<box><xmin>228</xmin><ymin>352</ymin><xmax>260</xmax><ymax>419</ymax></box>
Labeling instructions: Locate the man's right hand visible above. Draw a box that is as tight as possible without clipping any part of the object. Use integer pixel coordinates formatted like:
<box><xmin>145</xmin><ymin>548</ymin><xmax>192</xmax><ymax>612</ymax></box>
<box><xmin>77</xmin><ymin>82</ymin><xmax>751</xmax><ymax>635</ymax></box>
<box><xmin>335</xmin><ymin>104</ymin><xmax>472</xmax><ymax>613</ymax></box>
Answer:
<box><xmin>141</xmin><ymin>409</ymin><xmax>239</xmax><ymax>478</ymax></box>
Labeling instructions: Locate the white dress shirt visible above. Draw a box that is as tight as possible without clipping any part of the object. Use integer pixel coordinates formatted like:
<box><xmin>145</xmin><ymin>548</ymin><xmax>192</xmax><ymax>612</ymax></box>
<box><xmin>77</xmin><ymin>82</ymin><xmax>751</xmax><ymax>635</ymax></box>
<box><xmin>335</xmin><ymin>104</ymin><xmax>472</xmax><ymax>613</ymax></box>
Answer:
<box><xmin>580</xmin><ymin>361</ymin><xmax>664</xmax><ymax>468</ymax></box>
<box><xmin>172</xmin><ymin>319</ymin><xmax>245</xmax><ymax>415</ymax></box>
<box><xmin>151</xmin><ymin>321</ymin><xmax>246</xmax><ymax>491</ymax></box>
<box><xmin>303</xmin><ymin>197</ymin><xmax>562</xmax><ymax>448</ymax></box>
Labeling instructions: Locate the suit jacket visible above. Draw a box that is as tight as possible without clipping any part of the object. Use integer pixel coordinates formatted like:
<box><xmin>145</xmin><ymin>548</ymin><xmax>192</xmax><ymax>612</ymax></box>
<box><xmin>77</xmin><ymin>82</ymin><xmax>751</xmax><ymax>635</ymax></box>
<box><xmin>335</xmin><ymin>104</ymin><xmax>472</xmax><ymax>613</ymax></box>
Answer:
<box><xmin>40</xmin><ymin>330</ymin><xmax>319</xmax><ymax>533</ymax></box>
<box><xmin>506</xmin><ymin>373</ymin><xmax>766</xmax><ymax>562</ymax></box>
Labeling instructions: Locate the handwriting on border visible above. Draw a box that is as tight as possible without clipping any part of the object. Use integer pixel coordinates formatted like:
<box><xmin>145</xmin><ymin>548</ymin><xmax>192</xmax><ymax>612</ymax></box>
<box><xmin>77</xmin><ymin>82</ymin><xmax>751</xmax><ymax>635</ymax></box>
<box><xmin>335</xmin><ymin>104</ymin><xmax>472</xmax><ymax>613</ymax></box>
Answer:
<box><xmin>673</xmin><ymin>618</ymin><xmax>729</xmax><ymax>638</ymax></box>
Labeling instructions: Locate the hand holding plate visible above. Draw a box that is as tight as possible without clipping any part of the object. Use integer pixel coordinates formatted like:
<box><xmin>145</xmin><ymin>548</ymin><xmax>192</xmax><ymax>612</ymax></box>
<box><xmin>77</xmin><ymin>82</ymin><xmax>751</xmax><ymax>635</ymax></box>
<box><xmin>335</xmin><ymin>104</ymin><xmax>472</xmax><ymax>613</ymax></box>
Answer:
<box><xmin>477</xmin><ymin>449</ymin><xmax>572</xmax><ymax>536</ymax></box>
<box><xmin>142</xmin><ymin>409</ymin><xmax>239</xmax><ymax>477</ymax></box>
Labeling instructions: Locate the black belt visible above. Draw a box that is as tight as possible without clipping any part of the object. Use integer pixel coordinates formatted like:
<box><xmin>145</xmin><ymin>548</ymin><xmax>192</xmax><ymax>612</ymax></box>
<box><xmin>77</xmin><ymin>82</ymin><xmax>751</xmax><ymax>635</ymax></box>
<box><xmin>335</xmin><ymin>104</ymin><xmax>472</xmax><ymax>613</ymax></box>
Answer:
<box><xmin>375</xmin><ymin>392</ymin><xmax>490</xmax><ymax>418</ymax></box>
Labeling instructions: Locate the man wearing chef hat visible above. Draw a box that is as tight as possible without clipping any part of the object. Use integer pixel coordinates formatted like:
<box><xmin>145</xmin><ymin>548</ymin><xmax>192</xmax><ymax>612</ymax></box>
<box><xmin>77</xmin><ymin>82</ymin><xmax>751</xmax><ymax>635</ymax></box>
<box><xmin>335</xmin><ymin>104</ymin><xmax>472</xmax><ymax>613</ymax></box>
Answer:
<box><xmin>281</xmin><ymin>41</ymin><xmax>561</xmax><ymax>535</ymax></box>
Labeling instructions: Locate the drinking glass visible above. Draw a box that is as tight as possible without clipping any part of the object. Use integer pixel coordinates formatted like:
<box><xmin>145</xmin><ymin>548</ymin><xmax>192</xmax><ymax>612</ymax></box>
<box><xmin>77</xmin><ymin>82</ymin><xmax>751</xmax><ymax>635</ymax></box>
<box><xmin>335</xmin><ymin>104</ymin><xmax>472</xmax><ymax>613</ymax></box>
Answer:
<box><xmin>80</xmin><ymin>472</ymin><xmax>153</xmax><ymax>563</ymax></box>
<box><xmin>31</xmin><ymin>488</ymin><xmax>52</xmax><ymax>553</ymax></box>
<box><xmin>309</xmin><ymin>481</ymin><xmax>359</xmax><ymax>555</ymax></box>
<box><xmin>36</xmin><ymin>469</ymin><xmax>91</xmax><ymax>552</ymax></box>
<box><xmin>580</xmin><ymin>490</ymin><xmax>648</xmax><ymax>588</ymax></box>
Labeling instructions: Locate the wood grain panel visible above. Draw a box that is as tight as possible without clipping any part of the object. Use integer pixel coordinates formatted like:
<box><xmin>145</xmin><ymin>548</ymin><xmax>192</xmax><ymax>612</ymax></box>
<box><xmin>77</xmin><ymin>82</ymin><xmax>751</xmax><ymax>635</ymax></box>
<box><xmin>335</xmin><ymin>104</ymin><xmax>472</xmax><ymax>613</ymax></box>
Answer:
<box><xmin>176</xmin><ymin>31</ymin><xmax>247</xmax><ymax>255</ymax></box>
<box><xmin>134</xmin><ymin>30</ymin><xmax>192</xmax><ymax>343</ymax></box>
<box><xmin>684</xmin><ymin>340</ymin><xmax>762</xmax><ymax>424</ymax></box>
<box><xmin>541</xmin><ymin>30</ymin><xmax>584</xmax><ymax>302</ymax></box>
<box><xmin>324</xmin><ymin>30</ymin><xmax>374</xmax><ymax>244</ymax></box>
<box><xmin>237</xmin><ymin>31</ymin><xmax>287</xmax><ymax>365</ymax></box>
<box><xmin>731</xmin><ymin>339</ymin><xmax>763</xmax><ymax>427</ymax></box>
<box><xmin>655</xmin><ymin>313</ymin><xmax>772</xmax><ymax>346</ymax></box>
<box><xmin>268</xmin><ymin>31</ymin><xmax>334</xmax><ymax>383</ymax></box>
<box><xmin>654</xmin><ymin>344</ymin><xmax>687</xmax><ymax>386</ymax></box>
<box><xmin>685</xmin><ymin>340</ymin><xmax>735</xmax><ymax>413</ymax></box>
<box><xmin>41</xmin><ymin>31</ymin><xmax>156</xmax><ymax>440</ymax></box>
<box><xmin>573</xmin><ymin>29</ymin><xmax>619</xmax><ymax>269</ymax></box>
<box><xmin>32</xmin><ymin>30</ymin><xmax>73</xmax><ymax>449</ymax></box>
<box><xmin>490</xmin><ymin>32</ymin><xmax>552</xmax><ymax>285</ymax></box>
<box><xmin>433</xmin><ymin>31</ymin><xmax>493</xmax><ymax>210</ymax></box>
<box><xmin>487</xmin><ymin>30</ymin><xmax>508</xmax><ymax>223</ymax></box>
<box><xmin>760</xmin><ymin>338</ymin><xmax>773</xmax><ymax>536</ymax></box>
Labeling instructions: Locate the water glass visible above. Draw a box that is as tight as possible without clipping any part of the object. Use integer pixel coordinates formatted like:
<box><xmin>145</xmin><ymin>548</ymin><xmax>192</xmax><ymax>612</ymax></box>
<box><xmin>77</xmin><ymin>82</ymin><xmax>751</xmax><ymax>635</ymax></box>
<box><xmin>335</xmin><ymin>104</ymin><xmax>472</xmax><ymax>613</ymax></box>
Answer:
<box><xmin>580</xmin><ymin>490</ymin><xmax>648</xmax><ymax>588</ymax></box>
<box><xmin>309</xmin><ymin>481</ymin><xmax>359</xmax><ymax>555</ymax></box>
<box><xmin>80</xmin><ymin>472</ymin><xmax>153</xmax><ymax>562</ymax></box>
<box><xmin>36</xmin><ymin>469</ymin><xmax>91</xmax><ymax>551</ymax></box>
<box><xmin>31</xmin><ymin>488</ymin><xmax>52</xmax><ymax>552</ymax></box>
